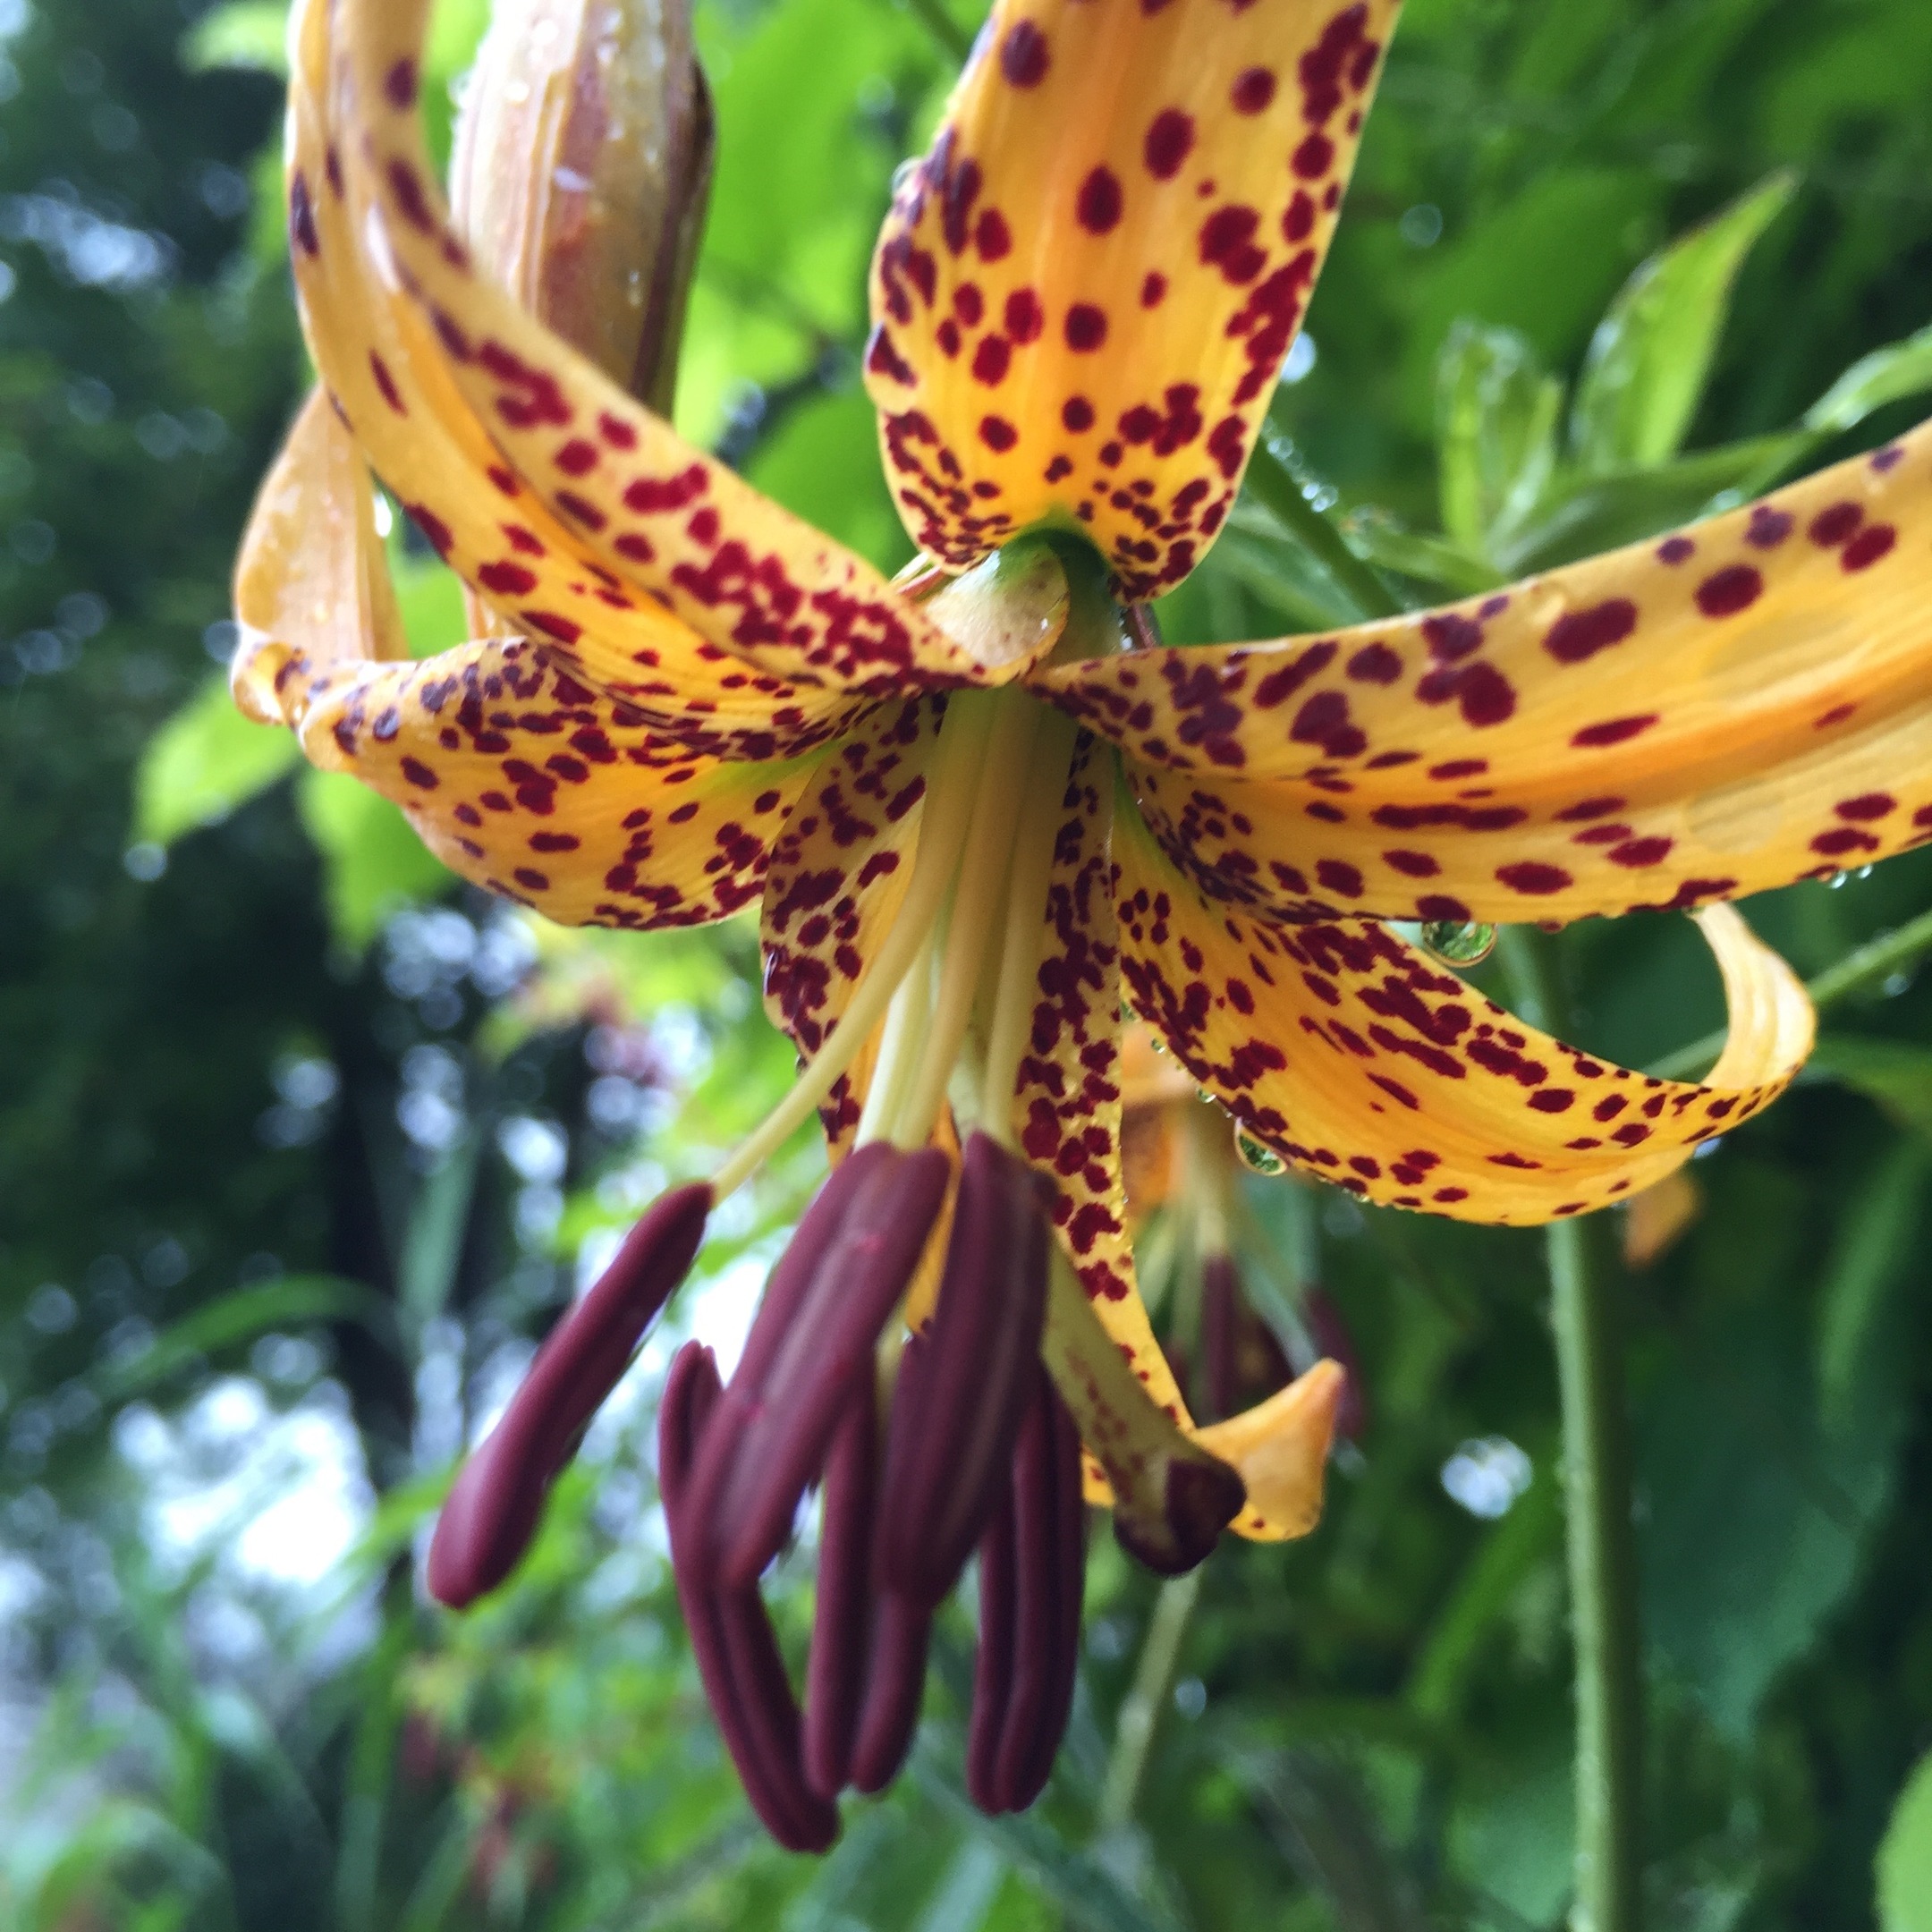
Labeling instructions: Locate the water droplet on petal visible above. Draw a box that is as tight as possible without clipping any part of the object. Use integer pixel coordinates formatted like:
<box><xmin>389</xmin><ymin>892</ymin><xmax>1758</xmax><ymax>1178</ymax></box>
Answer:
<box><xmin>1419</xmin><ymin>919</ymin><xmax>1497</xmax><ymax>966</ymax></box>
<box><xmin>1233</xmin><ymin>1125</ymin><xmax>1287</xmax><ymax>1175</ymax></box>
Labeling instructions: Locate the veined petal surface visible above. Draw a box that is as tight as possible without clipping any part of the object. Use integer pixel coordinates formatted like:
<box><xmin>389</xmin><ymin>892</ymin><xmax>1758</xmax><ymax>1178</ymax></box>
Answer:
<box><xmin>866</xmin><ymin>0</ymin><xmax>1398</xmax><ymax>599</ymax></box>
<box><xmin>1044</xmin><ymin>424</ymin><xmax>1932</xmax><ymax>923</ymax></box>
<box><xmin>1113</xmin><ymin>792</ymin><xmax>1814</xmax><ymax>1224</ymax></box>
<box><xmin>232</xmin><ymin>387</ymin><xmax>409</xmax><ymax>725</ymax></box>
<box><xmin>296</xmin><ymin>638</ymin><xmax>818</xmax><ymax>928</ymax></box>
<box><xmin>296</xmin><ymin>0</ymin><xmax>980</xmax><ymax>696</ymax></box>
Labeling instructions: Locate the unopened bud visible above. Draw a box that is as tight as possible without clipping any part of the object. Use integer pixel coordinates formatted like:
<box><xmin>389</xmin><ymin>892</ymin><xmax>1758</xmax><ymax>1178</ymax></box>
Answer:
<box><xmin>453</xmin><ymin>0</ymin><xmax>713</xmax><ymax>413</ymax></box>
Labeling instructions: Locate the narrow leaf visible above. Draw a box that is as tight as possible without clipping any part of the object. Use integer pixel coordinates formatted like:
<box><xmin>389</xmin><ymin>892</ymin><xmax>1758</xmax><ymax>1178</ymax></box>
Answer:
<box><xmin>135</xmin><ymin>673</ymin><xmax>301</xmax><ymax>848</ymax></box>
<box><xmin>1804</xmin><ymin>320</ymin><xmax>1932</xmax><ymax>437</ymax></box>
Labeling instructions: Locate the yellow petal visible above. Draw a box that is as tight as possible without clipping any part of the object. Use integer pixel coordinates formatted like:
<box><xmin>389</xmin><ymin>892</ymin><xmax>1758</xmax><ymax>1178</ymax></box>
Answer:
<box><xmin>294</xmin><ymin>636</ymin><xmax>820</xmax><ymax>928</ymax></box>
<box><xmin>1041</xmin><ymin>420</ymin><xmax>1932</xmax><ymax>923</ymax></box>
<box><xmin>865</xmin><ymin>0</ymin><xmax>1400</xmax><ymax>597</ymax></box>
<box><xmin>1621</xmin><ymin>1167</ymin><xmax>1701</xmax><ymax>1268</ymax></box>
<box><xmin>1113</xmin><ymin>790</ymin><xmax>1815</xmax><ymax>1224</ymax></box>
<box><xmin>1192</xmin><ymin>1359</ymin><xmax>1343</xmax><ymax>1542</ymax></box>
<box><xmin>293</xmin><ymin>0</ymin><xmax>981</xmax><ymax>695</ymax></box>
<box><xmin>232</xmin><ymin>388</ymin><xmax>408</xmax><ymax>726</ymax></box>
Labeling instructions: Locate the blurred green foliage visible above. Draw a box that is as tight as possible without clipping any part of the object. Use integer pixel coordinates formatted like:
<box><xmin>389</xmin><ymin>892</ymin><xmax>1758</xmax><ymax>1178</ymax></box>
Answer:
<box><xmin>5</xmin><ymin>1</ymin><xmax>1932</xmax><ymax>1929</ymax></box>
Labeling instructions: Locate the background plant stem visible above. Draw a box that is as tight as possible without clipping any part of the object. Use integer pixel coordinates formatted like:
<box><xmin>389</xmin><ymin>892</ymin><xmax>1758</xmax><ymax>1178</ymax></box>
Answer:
<box><xmin>1497</xmin><ymin>928</ymin><xmax>1643</xmax><ymax>1932</ymax></box>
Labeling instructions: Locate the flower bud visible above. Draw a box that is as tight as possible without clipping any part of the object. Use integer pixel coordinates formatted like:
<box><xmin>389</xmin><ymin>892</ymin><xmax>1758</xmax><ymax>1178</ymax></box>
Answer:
<box><xmin>452</xmin><ymin>0</ymin><xmax>713</xmax><ymax>413</ymax></box>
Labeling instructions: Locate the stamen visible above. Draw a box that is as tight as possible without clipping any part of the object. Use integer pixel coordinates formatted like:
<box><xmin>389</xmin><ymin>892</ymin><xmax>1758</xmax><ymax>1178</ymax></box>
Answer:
<box><xmin>967</xmin><ymin>1367</ymin><xmax>1085</xmax><ymax>1816</ymax></box>
<box><xmin>801</xmin><ymin>1380</ymin><xmax>877</xmax><ymax>1801</ymax></box>
<box><xmin>427</xmin><ymin>1181</ymin><xmax>711</xmax><ymax>1607</ymax></box>
<box><xmin>877</xmin><ymin>1132</ymin><xmax>1052</xmax><ymax>1607</ymax></box>
<box><xmin>683</xmin><ymin>1144</ymin><xmax>950</xmax><ymax>1588</ymax></box>
<box><xmin>847</xmin><ymin>1593</ymin><xmax>933</xmax><ymax>1795</ymax></box>
<box><xmin>660</xmin><ymin>1343</ymin><xmax>839</xmax><ymax>1854</ymax></box>
<box><xmin>710</xmin><ymin>692</ymin><xmax>997</xmax><ymax>1203</ymax></box>
<box><xmin>1202</xmin><ymin>1251</ymin><xmax>1241</xmax><ymax>1423</ymax></box>
<box><xmin>990</xmin><ymin>1367</ymin><xmax>1084</xmax><ymax>1813</ymax></box>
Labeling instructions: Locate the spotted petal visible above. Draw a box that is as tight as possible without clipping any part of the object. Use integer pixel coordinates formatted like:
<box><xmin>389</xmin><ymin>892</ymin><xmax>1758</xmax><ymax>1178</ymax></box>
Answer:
<box><xmin>1113</xmin><ymin>789</ymin><xmax>1814</xmax><ymax>1224</ymax></box>
<box><xmin>295</xmin><ymin>638</ymin><xmax>818</xmax><ymax>928</ymax></box>
<box><xmin>761</xmin><ymin>699</ymin><xmax>942</xmax><ymax>1148</ymax></box>
<box><xmin>293</xmin><ymin>0</ymin><xmax>982</xmax><ymax>697</ymax></box>
<box><xmin>866</xmin><ymin>0</ymin><xmax>1399</xmax><ymax>599</ymax></box>
<box><xmin>1043</xmin><ymin>423</ymin><xmax>1932</xmax><ymax>923</ymax></box>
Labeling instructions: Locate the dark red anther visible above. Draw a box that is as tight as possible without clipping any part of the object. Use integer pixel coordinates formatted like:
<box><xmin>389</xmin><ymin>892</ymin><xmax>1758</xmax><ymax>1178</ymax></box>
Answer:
<box><xmin>1202</xmin><ymin>1250</ymin><xmax>1241</xmax><ymax>1422</ymax></box>
<box><xmin>427</xmin><ymin>1181</ymin><xmax>711</xmax><ymax>1607</ymax></box>
<box><xmin>877</xmin><ymin>1132</ymin><xmax>1052</xmax><ymax>1609</ymax></box>
<box><xmin>1302</xmin><ymin>1285</ymin><xmax>1367</xmax><ymax>1441</ymax></box>
<box><xmin>801</xmin><ymin>1380</ymin><xmax>878</xmax><ymax>1800</ymax></box>
<box><xmin>967</xmin><ymin>1366</ymin><xmax>1085</xmax><ymax>1815</ymax></box>
<box><xmin>1114</xmin><ymin>1454</ymin><xmax>1247</xmax><ymax>1578</ymax></box>
<box><xmin>661</xmin><ymin>1343</ymin><xmax>839</xmax><ymax>1854</ymax></box>
<box><xmin>682</xmin><ymin>1144</ymin><xmax>950</xmax><ymax>1589</ymax></box>
<box><xmin>847</xmin><ymin>1592</ymin><xmax>933</xmax><ymax>1795</ymax></box>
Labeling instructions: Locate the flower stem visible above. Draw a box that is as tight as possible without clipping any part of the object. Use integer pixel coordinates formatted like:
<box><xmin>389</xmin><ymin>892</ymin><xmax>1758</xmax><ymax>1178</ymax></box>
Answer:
<box><xmin>1245</xmin><ymin>427</ymin><xmax>1406</xmax><ymax>623</ymax></box>
<box><xmin>1095</xmin><ymin>1570</ymin><xmax>1203</xmax><ymax>1834</ymax></box>
<box><xmin>1648</xmin><ymin>902</ymin><xmax>1932</xmax><ymax>1081</ymax></box>
<box><xmin>1496</xmin><ymin>928</ymin><xmax>1643</xmax><ymax>1932</ymax></box>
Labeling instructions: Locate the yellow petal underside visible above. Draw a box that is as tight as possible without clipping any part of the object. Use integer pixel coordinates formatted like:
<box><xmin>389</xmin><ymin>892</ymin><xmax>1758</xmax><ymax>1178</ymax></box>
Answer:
<box><xmin>296</xmin><ymin>637</ymin><xmax>819</xmax><ymax>928</ymax></box>
<box><xmin>305</xmin><ymin>0</ymin><xmax>982</xmax><ymax>696</ymax></box>
<box><xmin>865</xmin><ymin>0</ymin><xmax>1400</xmax><ymax>599</ymax></box>
<box><xmin>1113</xmin><ymin>791</ymin><xmax>1814</xmax><ymax>1224</ymax></box>
<box><xmin>1041</xmin><ymin>423</ymin><xmax>1932</xmax><ymax>922</ymax></box>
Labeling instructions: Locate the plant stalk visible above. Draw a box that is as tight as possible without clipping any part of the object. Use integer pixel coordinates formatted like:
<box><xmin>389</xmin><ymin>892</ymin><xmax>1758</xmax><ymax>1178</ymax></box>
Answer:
<box><xmin>1246</xmin><ymin>428</ymin><xmax>1407</xmax><ymax>622</ymax></box>
<box><xmin>1096</xmin><ymin>1571</ymin><xmax>1204</xmax><ymax>1834</ymax></box>
<box><xmin>1497</xmin><ymin>928</ymin><xmax>1642</xmax><ymax>1932</ymax></box>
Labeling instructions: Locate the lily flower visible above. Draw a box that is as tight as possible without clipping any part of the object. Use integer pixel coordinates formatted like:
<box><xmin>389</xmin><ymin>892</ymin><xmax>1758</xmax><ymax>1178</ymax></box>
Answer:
<box><xmin>232</xmin><ymin>0</ymin><xmax>1928</xmax><ymax>1847</ymax></box>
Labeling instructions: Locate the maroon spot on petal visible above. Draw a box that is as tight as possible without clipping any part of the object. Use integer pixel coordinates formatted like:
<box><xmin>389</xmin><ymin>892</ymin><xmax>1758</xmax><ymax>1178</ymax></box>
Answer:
<box><xmin>1292</xmin><ymin>131</ymin><xmax>1335</xmax><ymax>178</ymax></box>
<box><xmin>1843</xmin><ymin>523</ymin><xmax>1896</xmax><ymax>572</ymax></box>
<box><xmin>289</xmin><ymin>172</ymin><xmax>319</xmax><ymax>257</ymax></box>
<box><xmin>1000</xmin><ymin>21</ymin><xmax>1048</xmax><ymax>86</ymax></box>
<box><xmin>1607</xmin><ymin>836</ymin><xmax>1673</xmax><ymax>868</ymax></box>
<box><xmin>1695</xmin><ymin>564</ymin><xmax>1762</xmax><ymax>617</ymax></box>
<box><xmin>1555</xmin><ymin>796</ymin><xmax>1626</xmax><ymax>823</ymax></box>
<box><xmin>478</xmin><ymin>560</ymin><xmax>538</xmax><ymax>598</ymax></box>
<box><xmin>1497</xmin><ymin>861</ymin><xmax>1572</xmax><ymax>895</ymax></box>
<box><xmin>1144</xmin><ymin>109</ymin><xmax>1195</xmax><ymax>181</ymax></box>
<box><xmin>401</xmin><ymin>757</ymin><xmax>438</xmax><ymax>790</ymax></box>
<box><xmin>1814</xmin><ymin>702</ymin><xmax>1856</xmax><ymax>731</ymax></box>
<box><xmin>1572</xmin><ymin>714</ymin><xmax>1658</xmax><ymax>749</ymax></box>
<box><xmin>555</xmin><ymin>438</ymin><xmax>598</xmax><ymax>477</ymax></box>
<box><xmin>1545</xmin><ymin>598</ymin><xmax>1638</xmax><ymax>665</ymax></box>
<box><xmin>1140</xmin><ymin>271</ymin><xmax>1167</xmax><ymax>308</ymax></box>
<box><xmin>1416</xmin><ymin>894</ymin><xmax>1472</xmax><ymax>922</ymax></box>
<box><xmin>1811</xmin><ymin>826</ymin><xmax>1878</xmax><ymax>858</ymax></box>
<box><xmin>1529</xmin><ymin>1089</ymin><xmax>1575</xmax><ymax>1113</ymax></box>
<box><xmin>1657</xmin><ymin>536</ymin><xmax>1695</xmax><ymax>564</ymax></box>
<box><xmin>1347</xmin><ymin>642</ymin><xmax>1401</xmax><ymax>684</ymax></box>
<box><xmin>979</xmin><ymin>416</ymin><xmax>1019</xmax><ymax>453</ymax></box>
<box><xmin>1064</xmin><ymin>304</ymin><xmax>1108</xmax><ymax>352</ymax></box>
<box><xmin>972</xmin><ymin>335</ymin><xmax>1012</xmax><ymax>386</ymax></box>
<box><xmin>1232</xmin><ymin>66</ymin><xmax>1276</xmax><ymax>113</ymax></box>
<box><xmin>1315</xmin><ymin>859</ymin><xmax>1364</xmax><ymax>898</ymax></box>
<box><xmin>1004</xmin><ymin>288</ymin><xmax>1043</xmax><ymax>343</ymax></box>
<box><xmin>384</xmin><ymin>57</ymin><xmax>419</xmax><ymax>109</ymax></box>
<box><xmin>1746</xmin><ymin>504</ymin><xmax>1792</xmax><ymax>548</ymax></box>
<box><xmin>1836</xmin><ymin>792</ymin><xmax>1897</xmax><ymax>821</ymax></box>
<box><xmin>1382</xmin><ymin>849</ymin><xmax>1439</xmax><ymax>877</ymax></box>
<box><xmin>1282</xmin><ymin>191</ymin><xmax>1316</xmax><ymax>242</ymax></box>
<box><xmin>1809</xmin><ymin>501</ymin><xmax>1863</xmax><ymax>547</ymax></box>
<box><xmin>975</xmin><ymin>208</ymin><xmax>1012</xmax><ymax>261</ymax></box>
<box><xmin>1077</xmin><ymin>166</ymin><xmax>1123</xmax><ymax>234</ymax></box>
<box><xmin>1062</xmin><ymin>396</ymin><xmax>1095</xmax><ymax>433</ymax></box>
<box><xmin>369</xmin><ymin>352</ymin><xmax>405</xmax><ymax>415</ymax></box>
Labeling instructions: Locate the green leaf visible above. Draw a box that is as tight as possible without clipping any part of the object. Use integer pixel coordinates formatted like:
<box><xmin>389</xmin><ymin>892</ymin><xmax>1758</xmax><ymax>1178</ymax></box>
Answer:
<box><xmin>1809</xmin><ymin>1034</ymin><xmax>1932</xmax><ymax>1142</ymax></box>
<box><xmin>1494</xmin><ymin>430</ymin><xmax>1814</xmax><ymax>575</ymax></box>
<box><xmin>1570</xmin><ymin>172</ymin><xmax>1797</xmax><ymax>474</ymax></box>
<box><xmin>1805</xmin><ymin>320</ymin><xmax>1932</xmax><ymax>436</ymax></box>
<box><xmin>94</xmin><ymin>1277</ymin><xmax>396</xmax><ymax>1403</ymax></box>
<box><xmin>1435</xmin><ymin>319</ymin><xmax>1563</xmax><ymax>552</ymax></box>
<box><xmin>181</xmin><ymin>1</ymin><xmax>287</xmax><ymax>74</ymax></box>
<box><xmin>1879</xmin><ymin>1752</ymin><xmax>1932</xmax><ymax>1932</ymax></box>
<box><xmin>133</xmin><ymin>674</ymin><xmax>301</xmax><ymax>848</ymax></box>
<box><xmin>297</xmin><ymin>767</ymin><xmax>453</xmax><ymax>953</ymax></box>
<box><xmin>1814</xmin><ymin>1138</ymin><xmax>1928</xmax><ymax>1436</ymax></box>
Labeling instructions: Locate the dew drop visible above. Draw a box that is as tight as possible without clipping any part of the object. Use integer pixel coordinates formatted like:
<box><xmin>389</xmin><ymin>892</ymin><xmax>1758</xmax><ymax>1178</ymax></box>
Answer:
<box><xmin>1827</xmin><ymin>870</ymin><xmax>1850</xmax><ymax>890</ymax></box>
<box><xmin>1419</xmin><ymin>919</ymin><xmax>1497</xmax><ymax>966</ymax></box>
<box><xmin>1233</xmin><ymin>1124</ymin><xmax>1287</xmax><ymax>1175</ymax></box>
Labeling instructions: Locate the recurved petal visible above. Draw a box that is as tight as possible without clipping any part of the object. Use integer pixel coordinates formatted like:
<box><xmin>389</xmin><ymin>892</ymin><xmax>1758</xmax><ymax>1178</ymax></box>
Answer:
<box><xmin>761</xmin><ymin>698</ymin><xmax>943</xmax><ymax>1147</ymax></box>
<box><xmin>232</xmin><ymin>387</ymin><xmax>409</xmax><ymax>726</ymax></box>
<box><xmin>295</xmin><ymin>637</ymin><xmax>819</xmax><ymax>928</ymax></box>
<box><xmin>865</xmin><ymin>0</ymin><xmax>1399</xmax><ymax>599</ymax></box>
<box><xmin>1041</xmin><ymin>422</ymin><xmax>1932</xmax><ymax>923</ymax></box>
<box><xmin>293</xmin><ymin>0</ymin><xmax>980</xmax><ymax>697</ymax></box>
<box><xmin>1113</xmin><ymin>790</ymin><xmax>1814</xmax><ymax>1224</ymax></box>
